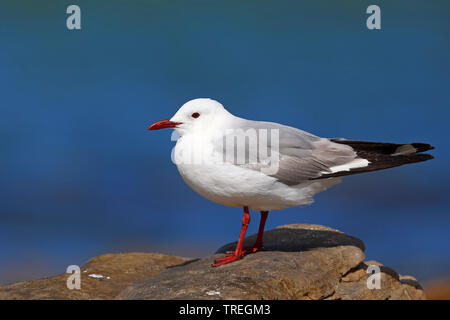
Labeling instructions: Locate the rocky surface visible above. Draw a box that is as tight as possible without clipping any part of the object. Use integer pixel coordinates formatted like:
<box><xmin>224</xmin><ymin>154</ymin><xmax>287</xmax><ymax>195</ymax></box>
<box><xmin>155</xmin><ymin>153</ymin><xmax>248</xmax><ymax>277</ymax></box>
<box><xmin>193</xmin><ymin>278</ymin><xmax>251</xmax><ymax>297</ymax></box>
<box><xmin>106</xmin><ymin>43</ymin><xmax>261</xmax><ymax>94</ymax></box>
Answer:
<box><xmin>0</xmin><ymin>253</ymin><xmax>190</xmax><ymax>300</ymax></box>
<box><xmin>0</xmin><ymin>224</ymin><xmax>426</xmax><ymax>300</ymax></box>
<box><xmin>118</xmin><ymin>224</ymin><xmax>425</xmax><ymax>300</ymax></box>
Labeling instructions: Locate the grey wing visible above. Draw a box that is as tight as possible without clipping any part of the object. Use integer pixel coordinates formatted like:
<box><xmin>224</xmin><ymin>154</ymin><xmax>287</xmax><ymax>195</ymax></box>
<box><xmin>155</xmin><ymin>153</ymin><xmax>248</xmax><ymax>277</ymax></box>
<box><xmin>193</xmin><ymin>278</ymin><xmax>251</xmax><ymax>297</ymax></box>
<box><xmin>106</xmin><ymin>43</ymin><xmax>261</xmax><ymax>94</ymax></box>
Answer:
<box><xmin>216</xmin><ymin>119</ymin><xmax>358</xmax><ymax>186</ymax></box>
<box><xmin>272</xmin><ymin>142</ymin><xmax>357</xmax><ymax>185</ymax></box>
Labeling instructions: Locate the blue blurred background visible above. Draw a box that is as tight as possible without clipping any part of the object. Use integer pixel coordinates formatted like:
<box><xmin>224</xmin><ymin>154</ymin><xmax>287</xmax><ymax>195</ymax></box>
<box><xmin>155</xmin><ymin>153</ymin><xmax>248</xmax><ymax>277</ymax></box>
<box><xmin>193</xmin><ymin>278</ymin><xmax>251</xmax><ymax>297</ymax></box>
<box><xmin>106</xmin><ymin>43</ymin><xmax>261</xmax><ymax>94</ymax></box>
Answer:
<box><xmin>0</xmin><ymin>0</ymin><xmax>449</xmax><ymax>285</ymax></box>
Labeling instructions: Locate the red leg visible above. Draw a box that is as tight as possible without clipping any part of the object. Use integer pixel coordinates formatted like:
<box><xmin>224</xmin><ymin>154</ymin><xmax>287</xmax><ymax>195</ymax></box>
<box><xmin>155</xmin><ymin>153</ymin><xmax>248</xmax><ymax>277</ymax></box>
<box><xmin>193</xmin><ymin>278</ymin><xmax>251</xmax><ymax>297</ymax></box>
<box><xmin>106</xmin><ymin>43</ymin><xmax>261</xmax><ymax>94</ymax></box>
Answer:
<box><xmin>241</xmin><ymin>211</ymin><xmax>268</xmax><ymax>254</ymax></box>
<box><xmin>215</xmin><ymin>210</ymin><xmax>270</xmax><ymax>266</ymax></box>
<box><xmin>253</xmin><ymin>211</ymin><xmax>268</xmax><ymax>250</ymax></box>
<box><xmin>226</xmin><ymin>211</ymin><xmax>269</xmax><ymax>254</ymax></box>
<box><xmin>213</xmin><ymin>206</ymin><xmax>250</xmax><ymax>267</ymax></box>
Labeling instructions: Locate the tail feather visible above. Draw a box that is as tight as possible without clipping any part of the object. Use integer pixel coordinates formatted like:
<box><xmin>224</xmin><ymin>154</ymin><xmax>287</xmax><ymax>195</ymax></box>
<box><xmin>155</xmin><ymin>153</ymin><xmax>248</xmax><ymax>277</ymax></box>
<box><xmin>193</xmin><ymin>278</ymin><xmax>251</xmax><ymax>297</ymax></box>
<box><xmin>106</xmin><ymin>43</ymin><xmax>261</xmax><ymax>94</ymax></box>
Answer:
<box><xmin>312</xmin><ymin>139</ymin><xmax>434</xmax><ymax>179</ymax></box>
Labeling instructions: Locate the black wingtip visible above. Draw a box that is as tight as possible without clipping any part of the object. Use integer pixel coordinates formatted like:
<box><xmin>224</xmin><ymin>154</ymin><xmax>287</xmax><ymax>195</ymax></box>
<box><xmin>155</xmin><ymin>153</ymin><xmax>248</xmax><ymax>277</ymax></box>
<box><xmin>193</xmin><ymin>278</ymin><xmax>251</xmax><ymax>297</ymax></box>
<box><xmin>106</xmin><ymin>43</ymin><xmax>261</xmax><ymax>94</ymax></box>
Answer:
<box><xmin>411</xmin><ymin>143</ymin><xmax>435</xmax><ymax>153</ymax></box>
<box><xmin>313</xmin><ymin>139</ymin><xmax>435</xmax><ymax>180</ymax></box>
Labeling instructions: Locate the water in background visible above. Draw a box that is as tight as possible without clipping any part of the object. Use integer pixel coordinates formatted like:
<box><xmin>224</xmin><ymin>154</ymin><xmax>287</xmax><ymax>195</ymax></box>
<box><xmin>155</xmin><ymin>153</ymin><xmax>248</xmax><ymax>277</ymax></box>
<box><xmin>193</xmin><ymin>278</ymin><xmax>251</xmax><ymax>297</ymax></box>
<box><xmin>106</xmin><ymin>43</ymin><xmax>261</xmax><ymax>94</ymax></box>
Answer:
<box><xmin>0</xmin><ymin>0</ymin><xmax>449</xmax><ymax>284</ymax></box>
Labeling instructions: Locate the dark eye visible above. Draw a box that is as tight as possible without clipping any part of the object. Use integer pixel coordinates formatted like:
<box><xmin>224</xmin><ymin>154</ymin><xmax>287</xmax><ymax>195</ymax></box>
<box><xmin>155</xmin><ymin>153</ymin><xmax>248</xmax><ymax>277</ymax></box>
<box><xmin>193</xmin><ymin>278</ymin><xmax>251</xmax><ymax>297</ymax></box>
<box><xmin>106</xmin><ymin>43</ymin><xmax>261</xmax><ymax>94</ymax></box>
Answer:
<box><xmin>191</xmin><ymin>112</ymin><xmax>200</xmax><ymax>118</ymax></box>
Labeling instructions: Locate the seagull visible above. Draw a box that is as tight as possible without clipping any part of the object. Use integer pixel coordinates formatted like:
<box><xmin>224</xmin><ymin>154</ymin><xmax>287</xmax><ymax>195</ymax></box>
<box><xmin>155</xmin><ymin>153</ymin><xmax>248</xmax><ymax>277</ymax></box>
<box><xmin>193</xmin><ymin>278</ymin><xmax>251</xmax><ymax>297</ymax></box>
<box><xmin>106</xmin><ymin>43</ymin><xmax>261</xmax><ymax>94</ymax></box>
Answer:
<box><xmin>148</xmin><ymin>98</ymin><xmax>434</xmax><ymax>267</ymax></box>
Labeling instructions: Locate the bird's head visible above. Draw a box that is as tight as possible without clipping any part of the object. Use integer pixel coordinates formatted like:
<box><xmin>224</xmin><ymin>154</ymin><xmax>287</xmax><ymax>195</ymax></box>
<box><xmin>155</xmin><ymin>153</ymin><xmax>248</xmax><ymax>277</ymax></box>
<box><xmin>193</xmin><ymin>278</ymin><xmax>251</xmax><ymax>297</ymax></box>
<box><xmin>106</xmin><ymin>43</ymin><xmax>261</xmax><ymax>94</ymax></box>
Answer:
<box><xmin>148</xmin><ymin>98</ymin><xmax>230</xmax><ymax>135</ymax></box>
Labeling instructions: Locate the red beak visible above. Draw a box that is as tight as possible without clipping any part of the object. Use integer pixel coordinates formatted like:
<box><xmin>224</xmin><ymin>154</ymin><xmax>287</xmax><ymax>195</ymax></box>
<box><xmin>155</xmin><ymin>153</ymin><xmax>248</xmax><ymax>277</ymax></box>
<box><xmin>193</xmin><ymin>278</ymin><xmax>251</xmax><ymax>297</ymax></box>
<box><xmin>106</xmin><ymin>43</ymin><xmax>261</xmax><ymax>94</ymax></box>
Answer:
<box><xmin>148</xmin><ymin>119</ymin><xmax>181</xmax><ymax>130</ymax></box>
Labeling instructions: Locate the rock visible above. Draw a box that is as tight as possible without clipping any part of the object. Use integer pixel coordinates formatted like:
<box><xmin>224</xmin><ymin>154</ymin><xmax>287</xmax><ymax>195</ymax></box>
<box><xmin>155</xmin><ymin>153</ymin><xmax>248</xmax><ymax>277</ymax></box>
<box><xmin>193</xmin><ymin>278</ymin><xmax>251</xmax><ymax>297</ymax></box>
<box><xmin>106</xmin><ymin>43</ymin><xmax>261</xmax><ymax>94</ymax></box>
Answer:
<box><xmin>330</xmin><ymin>260</ymin><xmax>425</xmax><ymax>300</ymax></box>
<box><xmin>117</xmin><ymin>224</ymin><xmax>425</xmax><ymax>300</ymax></box>
<box><xmin>216</xmin><ymin>223</ymin><xmax>365</xmax><ymax>253</ymax></box>
<box><xmin>0</xmin><ymin>225</ymin><xmax>426</xmax><ymax>300</ymax></box>
<box><xmin>0</xmin><ymin>253</ymin><xmax>190</xmax><ymax>300</ymax></box>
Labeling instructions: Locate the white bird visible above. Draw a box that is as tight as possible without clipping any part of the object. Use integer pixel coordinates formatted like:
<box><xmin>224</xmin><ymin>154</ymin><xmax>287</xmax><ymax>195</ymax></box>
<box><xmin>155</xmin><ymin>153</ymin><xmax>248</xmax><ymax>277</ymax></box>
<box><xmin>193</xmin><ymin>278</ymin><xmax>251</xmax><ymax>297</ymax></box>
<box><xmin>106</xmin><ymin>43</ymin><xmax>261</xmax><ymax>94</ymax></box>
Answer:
<box><xmin>149</xmin><ymin>98</ymin><xmax>434</xmax><ymax>266</ymax></box>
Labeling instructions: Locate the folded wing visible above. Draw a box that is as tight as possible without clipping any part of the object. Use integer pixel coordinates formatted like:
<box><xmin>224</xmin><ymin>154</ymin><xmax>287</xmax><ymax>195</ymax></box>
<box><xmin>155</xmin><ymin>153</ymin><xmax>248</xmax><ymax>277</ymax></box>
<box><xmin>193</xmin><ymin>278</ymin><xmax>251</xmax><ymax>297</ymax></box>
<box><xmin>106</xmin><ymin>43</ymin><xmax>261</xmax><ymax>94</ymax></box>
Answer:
<box><xmin>216</xmin><ymin>119</ymin><xmax>363</xmax><ymax>186</ymax></box>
